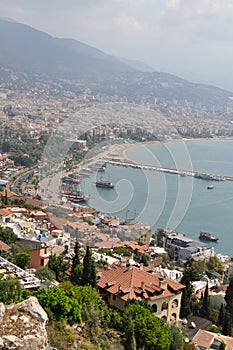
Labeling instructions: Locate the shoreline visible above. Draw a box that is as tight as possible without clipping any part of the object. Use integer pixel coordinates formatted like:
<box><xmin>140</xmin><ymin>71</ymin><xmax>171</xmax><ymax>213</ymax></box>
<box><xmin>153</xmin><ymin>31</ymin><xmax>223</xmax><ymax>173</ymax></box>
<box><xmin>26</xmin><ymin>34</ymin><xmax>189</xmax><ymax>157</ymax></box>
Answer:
<box><xmin>119</xmin><ymin>136</ymin><xmax>233</xmax><ymax>160</ymax></box>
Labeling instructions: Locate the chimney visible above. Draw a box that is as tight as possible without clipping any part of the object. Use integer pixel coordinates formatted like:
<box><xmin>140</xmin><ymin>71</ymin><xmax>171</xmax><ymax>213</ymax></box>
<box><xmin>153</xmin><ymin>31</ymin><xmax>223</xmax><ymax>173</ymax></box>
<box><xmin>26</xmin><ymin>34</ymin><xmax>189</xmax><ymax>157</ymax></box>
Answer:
<box><xmin>140</xmin><ymin>263</ymin><xmax>144</xmax><ymax>270</ymax></box>
<box><xmin>159</xmin><ymin>279</ymin><xmax>168</xmax><ymax>290</ymax></box>
<box><xmin>141</xmin><ymin>281</ymin><xmax>145</xmax><ymax>291</ymax></box>
<box><xmin>118</xmin><ymin>285</ymin><xmax>122</xmax><ymax>292</ymax></box>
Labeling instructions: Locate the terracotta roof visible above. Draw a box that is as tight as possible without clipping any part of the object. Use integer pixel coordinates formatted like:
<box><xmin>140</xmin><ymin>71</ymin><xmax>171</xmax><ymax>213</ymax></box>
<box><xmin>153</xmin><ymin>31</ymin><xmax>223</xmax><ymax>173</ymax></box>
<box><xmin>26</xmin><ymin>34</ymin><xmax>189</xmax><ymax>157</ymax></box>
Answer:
<box><xmin>210</xmin><ymin>284</ymin><xmax>229</xmax><ymax>293</ymax></box>
<box><xmin>125</xmin><ymin>241</ymin><xmax>149</xmax><ymax>253</ymax></box>
<box><xmin>23</xmin><ymin>197</ymin><xmax>44</xmax><ymax>207</ymax></box>
<box><xmin>0</xmin><ymin>240</ymin><xmax>11</xmax><ymax>251</ymax></box>
<box><xmin>98</xmin><ymin>265</ymin><xmax>184</xmax><ymax>303</ymax></box>
<box><xmin>1</xmin><ymin>189</ymin><xmax>19</xmax><ymax>198</ymax></box>
<box><xmin>0</xmin><ymin>208</ymin><xmax>12</xmax><ymax>216</ymax></box>
<box><xmin>193</xmin><ymin>329</ymin><xmax>233</xmax><ymax>350</ymax></box>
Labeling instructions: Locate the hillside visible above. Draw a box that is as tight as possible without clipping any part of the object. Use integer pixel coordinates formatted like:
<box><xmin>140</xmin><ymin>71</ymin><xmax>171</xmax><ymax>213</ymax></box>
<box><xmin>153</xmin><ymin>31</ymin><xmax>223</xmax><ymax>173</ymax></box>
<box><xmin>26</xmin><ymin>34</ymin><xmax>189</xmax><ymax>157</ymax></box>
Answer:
<box><xmin>0</xmin><ymin>18</ymin><xmax>232</xmax><ymax>107</ymax></box>
<box><xmin>0</xmin><ymin>19</ymin><xmax>135</xmax><ymax>81</ymax></box>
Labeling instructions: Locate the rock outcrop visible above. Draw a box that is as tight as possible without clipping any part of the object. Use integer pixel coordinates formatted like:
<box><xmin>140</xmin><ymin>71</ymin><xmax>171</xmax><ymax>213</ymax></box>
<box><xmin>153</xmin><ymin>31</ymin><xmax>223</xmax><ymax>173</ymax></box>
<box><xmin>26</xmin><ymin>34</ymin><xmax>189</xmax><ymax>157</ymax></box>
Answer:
<box><xmin>0</xmin><ymin>296</ymin><xmax>51</xmax><ymax>350</ymax></box>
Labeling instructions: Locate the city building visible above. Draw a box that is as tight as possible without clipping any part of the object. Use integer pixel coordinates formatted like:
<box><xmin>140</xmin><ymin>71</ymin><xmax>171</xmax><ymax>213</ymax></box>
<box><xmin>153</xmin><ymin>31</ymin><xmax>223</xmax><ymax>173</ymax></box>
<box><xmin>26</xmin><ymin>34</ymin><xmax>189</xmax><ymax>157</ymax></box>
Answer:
<box><xmin>97</xmin><ymin>265</ymin><xmax>184</xmax><ymax>322</ymax></box>
<box><xmin>193</xmin><ymin>329</ymin><xmax>233</xmax><ymax>350</ymax></box>
<box><xmin>157</xmin><ymin>229</ymin><xmax>214</xmax><ymax>265</ymax></box>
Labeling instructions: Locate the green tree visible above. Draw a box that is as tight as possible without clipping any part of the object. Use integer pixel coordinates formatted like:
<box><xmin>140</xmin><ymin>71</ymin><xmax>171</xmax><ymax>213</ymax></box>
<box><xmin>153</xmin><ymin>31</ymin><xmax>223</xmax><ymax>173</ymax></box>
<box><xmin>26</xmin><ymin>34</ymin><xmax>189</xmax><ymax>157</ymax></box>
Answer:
<box><xmin>218</xmin><ymin>303</ymin><xmax>225</xmax><ymax>326</ymax></box>
<box><xmin>206</xmin><ymin>256</ymin><xmax>224</xmax><ymax>276</ymax></box>
<box><xmin>70</xmin><ymin>264</ymin><xmax>83</xmax><ymax>286</ymax></box>
<box><xmin>35</xmin><ymin>286</ymin><xmax>82</xmax><ymax>324</ymax></box>
<box><xmin>139</xmin><ymin>253</ymin><xmax>150</xmax><ymax>266</ymax></box>
<box><xmin>170</xmin><ymin>325</ymin><xmax>185</xmax><ymax>350</ymax></box>
<box><xmin>34</xmin><ymin>266</ymin><xmax>56</xmax><ymax>282</ymax></box>
<box><xmin>14</xmin><ymin>252</ymin><xmax>31</xmax><ymax>269</ymax></box>
<box><xmin>0</xmin><ymin>226</ymin><xmax>18</xmax><ymax>245</ymax></box>
<box><xmin>81</xmin><ymin>246</ymin><xmax>97</xmax><ymax>288</ymax></box>
<box><xmin>181</xmin><ymin>258</ymin><xmax>202</xmax><ymax>284</ymax></box>
<box><xmin>124</xmin><ymin>317</ymin><xmax>137</xmax><ymax>350</ymax></box>
<box><xmin>48</xmin><ymin>253</ymin><xmax>69</xmax><ymax>282</ymax></box>
<box><xmin>70</xmin><ymin>240</ymin><xmax>82</xmax><ymax>285</ymax></box>
<box><xmin>71</xmin><ymin>240</ymin><xmax>81</xmax><ymax>270</ymax></box>
<box><xmin>112</xmin><ymin>246</ymin><xmax>131</xmax><ymax>256</ymax></box>
<box><xmin>180</xmin><ymin>286</ymin><xmax>191</xmax><ymax>319</ymax></box>
<box><xmin>0</xmin><ymin>277</ymin><xmax>22</xmax><ymax>304</ymax></box>
<box><xmin>222</xmin><ymin>310</ymin><xmax>232</xmax><ymax>336</ymax></box>
<box><xmin>207</xmin><ymin>325</ymin><xmax>221</xmax><ymax>334</ymax></box>
<box><xmin>123</xmin><ymin>303</ymin><xmax>172</xmax><ymax>350</ymax></box>
<box><xmin>225</xmin><ymin>276</ymin><xmax>233</xmax><ymax>322</ymax></box>
<box><xmin>218</xmin><ymin>342</ymin><xmax>226</xmax><ymax>350</ymax></box>
<box><xmin>202</xmin><ymin>283</ymin><xmax>210</xmax><ymax>318</ymax></box>
<box><xmin>185</xmin><ymin>344</ymin><xmax>196</xmax><ymax>350</ymax></box>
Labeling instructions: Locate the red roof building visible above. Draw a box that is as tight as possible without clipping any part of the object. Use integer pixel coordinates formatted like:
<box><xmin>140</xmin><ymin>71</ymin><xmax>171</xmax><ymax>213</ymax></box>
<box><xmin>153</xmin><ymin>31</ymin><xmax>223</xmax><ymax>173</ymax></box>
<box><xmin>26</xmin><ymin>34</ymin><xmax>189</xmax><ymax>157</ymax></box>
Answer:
<box><xmin>0</xmin><ymin>240</ymin><xmax>11</xmax><ymax>251</ymax></box>
<box><xmin>98</xmin><ymin>265</ymin><xmax>185</xmax><ymax>322</ymax></box>
<box><xmin>193</xmin><ymin>329</ymin><xmax>233</xmax><ymax>350</ymax></box>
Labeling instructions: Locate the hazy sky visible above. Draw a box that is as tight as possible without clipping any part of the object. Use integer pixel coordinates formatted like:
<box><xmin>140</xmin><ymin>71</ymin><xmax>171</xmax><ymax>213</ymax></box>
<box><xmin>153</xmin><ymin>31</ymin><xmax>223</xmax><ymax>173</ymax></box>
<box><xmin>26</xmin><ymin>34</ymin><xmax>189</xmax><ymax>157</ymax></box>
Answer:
<box><xmin>1</xmin><ymin>0</ymin><xmax>233</xmax><ymax>91</ymax></box>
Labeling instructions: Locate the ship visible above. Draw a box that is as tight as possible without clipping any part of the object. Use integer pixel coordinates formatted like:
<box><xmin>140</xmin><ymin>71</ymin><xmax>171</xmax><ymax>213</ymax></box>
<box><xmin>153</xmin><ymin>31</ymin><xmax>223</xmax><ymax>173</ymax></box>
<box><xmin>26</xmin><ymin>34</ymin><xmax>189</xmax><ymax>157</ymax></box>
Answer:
<box><xmin>96</xmin><ymin>180</ymin><xmax>114</xmax><ymax>189</ymax></box>
<box><xmin>63</xmin><ymin>190</ymin><xmax>89</xmax><ymax>203</ymax></box>
<box><xmin>207</xmin><ymin>185</ymin><xmax>214</xmax><ymax>189</ymax></box>
<box><xmin>199</xmin><ymin>231</ymin><xmax>219</xmax><ymax>242</ymax></box>
<box><xmin>61</xmin><ymin>174</ymin><xmax>81</xmax><ymax>184</ymax></box>
<box><xmin>96</xmin><ymin>173</ymin><xmax>114</xmax><ymax>189</ymax></box>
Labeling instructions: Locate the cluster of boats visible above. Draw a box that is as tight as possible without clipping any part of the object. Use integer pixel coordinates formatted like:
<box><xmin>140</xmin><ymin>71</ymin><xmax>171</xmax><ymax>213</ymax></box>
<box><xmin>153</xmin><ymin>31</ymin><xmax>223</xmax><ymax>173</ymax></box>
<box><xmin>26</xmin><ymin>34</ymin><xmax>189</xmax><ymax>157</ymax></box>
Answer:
<box><xmin>61</xmin><ymin>165</ymin><xmax>114</xmax><ymax>203</ymax></box>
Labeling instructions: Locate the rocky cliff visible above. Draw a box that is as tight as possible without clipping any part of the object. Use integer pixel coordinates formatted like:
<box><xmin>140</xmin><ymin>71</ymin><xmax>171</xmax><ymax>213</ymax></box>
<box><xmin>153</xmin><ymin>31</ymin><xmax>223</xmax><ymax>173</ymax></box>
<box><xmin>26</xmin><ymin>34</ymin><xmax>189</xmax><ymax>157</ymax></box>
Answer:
<box><xmin>0</xmin><ymin>296</ymin><xmax>54</xmax><ymax>350</ymax></box>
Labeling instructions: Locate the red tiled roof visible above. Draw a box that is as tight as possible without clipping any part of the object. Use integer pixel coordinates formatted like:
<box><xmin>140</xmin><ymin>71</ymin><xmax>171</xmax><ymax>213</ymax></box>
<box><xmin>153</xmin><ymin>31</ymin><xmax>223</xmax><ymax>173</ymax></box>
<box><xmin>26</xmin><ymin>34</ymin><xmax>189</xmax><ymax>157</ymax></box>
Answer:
<box><xmin>23</xmin><ymin>197</ymin><xmax>44</xmax><ymax>207</ymax></box>
<box><xmin>125</xmin><ymin>241</ymin><xmax>149</xmax><ymax>253</ymax></box>
<box><xmin>1</xmin><ymin>189</ymin><xmax>19</xmax><ymax>198</ymax></box>
<box><xmin>0</xmin><ymin>240</ymin><xmax>11</xmax><ymax>251</ymax></box>
<box><xmin>98</xmin><ymin>265</ymin><xmax>184</xmax><ymax>302</ymax></box>
<box><xmin>0</xmin><ymin>208</ymin><xmax>12</xmax><ymax>216</ymax></box>
<box><xmin>193</xmin><ymin>329</ymin><xmax>233</xmax><ymax>350</ymax></box>
<box><xmin>210</xmin><ymin>284</ymin><xmax>229</xmax><ymax>293</ymax></box>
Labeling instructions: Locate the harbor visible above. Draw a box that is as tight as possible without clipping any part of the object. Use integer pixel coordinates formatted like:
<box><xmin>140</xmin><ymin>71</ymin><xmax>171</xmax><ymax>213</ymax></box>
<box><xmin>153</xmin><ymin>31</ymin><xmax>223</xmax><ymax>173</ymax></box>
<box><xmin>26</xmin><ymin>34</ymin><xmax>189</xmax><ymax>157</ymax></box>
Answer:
<box><xmin>105</xmin><ymin>158</ymin><xmax>229</xmax><ymax>182</ymax></box>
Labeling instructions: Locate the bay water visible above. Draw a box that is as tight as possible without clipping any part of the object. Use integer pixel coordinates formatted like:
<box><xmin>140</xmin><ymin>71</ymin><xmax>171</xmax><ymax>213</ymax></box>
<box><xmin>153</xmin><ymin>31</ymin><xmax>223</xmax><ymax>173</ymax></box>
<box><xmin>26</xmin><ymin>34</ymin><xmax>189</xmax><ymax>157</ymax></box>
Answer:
<box><xmin>84</xmin><ymin>140</ymin><xmax>233</xmax><ymax>256</ymax></box>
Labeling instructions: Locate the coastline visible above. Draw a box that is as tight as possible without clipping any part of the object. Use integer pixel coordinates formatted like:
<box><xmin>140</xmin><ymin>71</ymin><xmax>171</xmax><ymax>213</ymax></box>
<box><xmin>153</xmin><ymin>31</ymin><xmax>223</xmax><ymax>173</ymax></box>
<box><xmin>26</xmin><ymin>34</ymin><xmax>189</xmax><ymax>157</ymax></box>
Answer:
<box><xmin>119</xmin><ymin>136</ymin><xmax>233</xmax><ymax>160</ymax></box>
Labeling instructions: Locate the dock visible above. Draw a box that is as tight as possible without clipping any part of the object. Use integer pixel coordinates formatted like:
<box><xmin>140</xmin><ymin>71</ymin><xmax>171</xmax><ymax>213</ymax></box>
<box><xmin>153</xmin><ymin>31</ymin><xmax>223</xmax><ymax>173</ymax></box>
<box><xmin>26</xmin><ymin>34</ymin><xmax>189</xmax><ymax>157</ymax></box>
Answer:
<box><xmin>105</xmin><ymin>159</ymin><xmax>232</xmax><ymax>181</ymax></box>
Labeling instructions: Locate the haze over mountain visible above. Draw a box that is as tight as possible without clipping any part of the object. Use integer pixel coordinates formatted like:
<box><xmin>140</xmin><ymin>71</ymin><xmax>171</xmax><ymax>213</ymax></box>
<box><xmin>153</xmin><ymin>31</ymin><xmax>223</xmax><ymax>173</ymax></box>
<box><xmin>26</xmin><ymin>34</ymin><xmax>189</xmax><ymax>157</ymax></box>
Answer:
<box><xmin>0</xmin><ymin>18</ymin><xmax>232</xmax><ymax>107</ymax></box>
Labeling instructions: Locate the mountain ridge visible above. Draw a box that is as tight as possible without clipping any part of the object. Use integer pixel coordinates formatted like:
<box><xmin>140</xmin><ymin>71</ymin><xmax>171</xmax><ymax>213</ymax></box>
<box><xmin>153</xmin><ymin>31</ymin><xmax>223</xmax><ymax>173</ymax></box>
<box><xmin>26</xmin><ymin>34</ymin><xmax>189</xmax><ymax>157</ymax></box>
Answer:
<box><xmin>0</xmin><ymin>18</ymin><xmax>232</xmax><ymax>107</ymax></box>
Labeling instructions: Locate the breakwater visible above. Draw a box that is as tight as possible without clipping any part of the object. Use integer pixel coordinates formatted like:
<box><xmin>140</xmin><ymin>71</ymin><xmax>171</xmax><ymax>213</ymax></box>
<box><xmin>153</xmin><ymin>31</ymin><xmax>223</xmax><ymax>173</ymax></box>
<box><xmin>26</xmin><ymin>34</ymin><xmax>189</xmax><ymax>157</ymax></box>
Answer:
<box><xmin>105</xmin><ymin>159</ymin><xmax>231</xmax><ymax>181</ymax></box>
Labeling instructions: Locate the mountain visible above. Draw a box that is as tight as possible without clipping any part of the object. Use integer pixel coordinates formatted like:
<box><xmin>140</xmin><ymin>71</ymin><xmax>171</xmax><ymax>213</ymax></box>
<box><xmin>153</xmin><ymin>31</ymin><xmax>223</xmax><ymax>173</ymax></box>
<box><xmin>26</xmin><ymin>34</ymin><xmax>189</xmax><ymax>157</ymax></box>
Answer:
<box><xmin>0</xmin><ymin>18</ymin><xmax>232</xmax><ymax>107</ymax></box>
<box><xmin>118</xmin><ymin>58</ymin><xmax>156</xmax><ymax>72</ymax></box>
<box><xmin>0</xmin><ymin>19</ymin><xmax>135</xmax><ymax>81</ymax></box>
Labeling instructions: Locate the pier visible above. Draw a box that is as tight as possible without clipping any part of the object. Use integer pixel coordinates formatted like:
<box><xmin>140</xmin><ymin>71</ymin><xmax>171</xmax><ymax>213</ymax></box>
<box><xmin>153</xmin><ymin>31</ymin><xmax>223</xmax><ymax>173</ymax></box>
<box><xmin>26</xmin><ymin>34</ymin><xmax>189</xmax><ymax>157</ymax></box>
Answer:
<box><xmin>105</xmin><ymin>159</ymin><xmax>233</xmax><ymax>181</ymax></box>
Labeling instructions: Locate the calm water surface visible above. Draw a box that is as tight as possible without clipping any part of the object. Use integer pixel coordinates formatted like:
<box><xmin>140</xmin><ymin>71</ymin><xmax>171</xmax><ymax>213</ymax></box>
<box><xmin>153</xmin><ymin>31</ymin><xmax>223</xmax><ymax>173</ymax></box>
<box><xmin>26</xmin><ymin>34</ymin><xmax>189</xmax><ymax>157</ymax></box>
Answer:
<box><xmin>84</xmin><ymin>140</ymin><xmax>233</xmax><ymax>256</ymax></box>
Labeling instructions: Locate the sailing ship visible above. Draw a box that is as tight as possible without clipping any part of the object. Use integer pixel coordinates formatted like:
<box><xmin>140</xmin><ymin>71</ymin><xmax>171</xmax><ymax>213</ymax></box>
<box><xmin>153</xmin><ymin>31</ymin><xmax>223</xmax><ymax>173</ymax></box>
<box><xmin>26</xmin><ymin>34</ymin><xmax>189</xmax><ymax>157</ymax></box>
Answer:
<box><xmin>61</xmin><ymin>176</ymin><xmax>89</xmax><ymax>202</ymax></box>
<box><xmin>95</xmin><ymin>173</ymin><xmax>114</xmax><ymax>189</ymax></box>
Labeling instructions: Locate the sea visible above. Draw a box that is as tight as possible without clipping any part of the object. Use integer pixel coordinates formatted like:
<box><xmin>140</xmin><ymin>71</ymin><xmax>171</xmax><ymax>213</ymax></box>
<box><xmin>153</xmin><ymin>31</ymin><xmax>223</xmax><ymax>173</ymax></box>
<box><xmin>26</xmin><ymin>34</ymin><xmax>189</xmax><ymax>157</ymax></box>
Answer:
<box><xmin>83</xmin><ymin>139</ymin><xmax>233</xmax><ymax>257</ymax></box>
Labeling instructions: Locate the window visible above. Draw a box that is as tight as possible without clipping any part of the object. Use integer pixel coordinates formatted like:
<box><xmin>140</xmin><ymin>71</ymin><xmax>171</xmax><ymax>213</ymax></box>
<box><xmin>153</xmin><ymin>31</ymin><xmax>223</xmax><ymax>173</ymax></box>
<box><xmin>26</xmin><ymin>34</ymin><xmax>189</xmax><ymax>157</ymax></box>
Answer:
<box><xmin>40</xmin><ymin>258</ymin><xmax>44</xmax><ymax>266</ymax></box>
<box><xmin>170</xmin><ymin>313</ymin><xmax>177</xmax><ymax>321</ymax></box>
<box><xmin>172</xmin><ymin>299</ymin><xmax>178</xmax><ymax>308</ymax></box>
<box><xmin>152</xmin><ymin>304</ymin><xmax>157</xmax><ymax>313</ymax></box>
<box><xmin>161</xmin><ymin>302</ymin><xmax>168</xmax><ymax>311</ymax></box>
<box><xmin>113</xmin><ymin>294</ymin><xmax>116</xmax><ymax>301</ymax></box>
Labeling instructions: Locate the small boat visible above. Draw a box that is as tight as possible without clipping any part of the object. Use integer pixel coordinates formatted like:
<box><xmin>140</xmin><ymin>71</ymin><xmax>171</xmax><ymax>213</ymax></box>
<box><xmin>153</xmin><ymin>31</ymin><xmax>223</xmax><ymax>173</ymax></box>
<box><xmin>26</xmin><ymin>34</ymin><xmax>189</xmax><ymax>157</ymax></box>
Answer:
<box><xmin>207</xmin><ymin>185</ymin><xmax>214</xmax><ymax>189</ymax></box>
<box><xmin>96</xmin><ymin>180</ymin><xmax>114</xmax><ymax>189</ymax></box>
<box><xmin>199</xmin><ymin>231</ymin><xmax>219</xmax><ymax>242</ymax></box>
